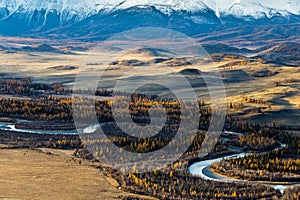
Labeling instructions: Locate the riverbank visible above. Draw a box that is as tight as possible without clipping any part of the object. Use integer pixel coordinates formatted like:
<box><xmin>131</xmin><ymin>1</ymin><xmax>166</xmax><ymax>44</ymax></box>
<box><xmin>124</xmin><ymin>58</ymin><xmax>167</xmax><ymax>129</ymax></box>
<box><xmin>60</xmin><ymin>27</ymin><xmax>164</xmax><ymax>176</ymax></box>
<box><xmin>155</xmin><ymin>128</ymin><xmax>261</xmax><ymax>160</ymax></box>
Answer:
<box><xmin>211</xmin><ymin>160</ymin><xmax>300</xmax><ymax>183</ymax></box>
<box><xmin>189</xmin><ymin>139</ymin><xmax>300</xmax><ymax>194</ymax></box>
<box><xmin>210</xmin><ymin>166</ymin><xmax>299</xmax><ymax>186</ymax></box>
<box><xmin>1</xmin><ymin>120</ymin><xmax>298</xmax><ymax>199</ymax></box>
<box><xmin>0</xmin><ymin>117</ymin><xmax>76</xmax><ymax>131</ymax></box>
<box><xmin>0</xmin><ymin>129</ymin><xmax>81</xmax><ymax>149</ymax></box>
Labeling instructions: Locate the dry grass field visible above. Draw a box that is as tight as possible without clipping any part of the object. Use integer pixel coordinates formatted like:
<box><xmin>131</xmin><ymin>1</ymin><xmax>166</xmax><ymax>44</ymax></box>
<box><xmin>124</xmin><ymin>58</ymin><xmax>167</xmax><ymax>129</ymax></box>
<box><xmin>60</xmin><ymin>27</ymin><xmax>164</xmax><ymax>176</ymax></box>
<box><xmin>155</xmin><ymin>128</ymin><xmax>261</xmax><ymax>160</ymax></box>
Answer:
<box><xmin>1</xmin><ymin>44</ymin><xmax>299</xmax><ymax>126</ymax></box>
<box><xmin>0</xmin><ymin>148</ymin><xmax>157</xmax><ymax>200</ymax></box>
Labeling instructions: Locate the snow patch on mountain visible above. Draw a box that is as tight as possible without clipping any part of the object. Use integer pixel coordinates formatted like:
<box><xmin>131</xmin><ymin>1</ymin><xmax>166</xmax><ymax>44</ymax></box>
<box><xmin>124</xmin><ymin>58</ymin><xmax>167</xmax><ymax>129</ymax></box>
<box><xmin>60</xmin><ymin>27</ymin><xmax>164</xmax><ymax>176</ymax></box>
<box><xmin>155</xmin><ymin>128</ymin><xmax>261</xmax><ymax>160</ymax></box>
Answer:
<box><xmin>0</xmin><ymin>0</ymin><xmax>299</xmax><ymax>24</ymax></box>
<box><xmin>203</xmin><ymin>0</ymin><xmax>300</xmax><ymax>18</ymax></box>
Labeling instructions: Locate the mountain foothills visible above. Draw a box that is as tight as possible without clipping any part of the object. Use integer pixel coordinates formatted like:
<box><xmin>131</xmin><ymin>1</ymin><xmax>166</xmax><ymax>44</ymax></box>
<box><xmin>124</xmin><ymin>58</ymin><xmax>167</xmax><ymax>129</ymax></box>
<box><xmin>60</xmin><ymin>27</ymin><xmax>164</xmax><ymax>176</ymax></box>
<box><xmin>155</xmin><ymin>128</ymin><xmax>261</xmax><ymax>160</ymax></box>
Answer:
<box><xmin>0</xmin><ymin>0</ymin><xmax>300</xmax><ymax>39</ymax></box>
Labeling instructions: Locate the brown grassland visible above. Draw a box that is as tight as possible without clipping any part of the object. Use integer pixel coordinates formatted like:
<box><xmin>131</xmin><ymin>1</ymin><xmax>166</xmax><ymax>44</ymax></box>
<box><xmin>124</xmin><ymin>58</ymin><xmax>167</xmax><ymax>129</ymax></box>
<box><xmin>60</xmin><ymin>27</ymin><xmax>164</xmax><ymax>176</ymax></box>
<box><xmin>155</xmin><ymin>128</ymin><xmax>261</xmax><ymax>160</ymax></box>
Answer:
<box><xmin>0</xmin><ymin>148</ymin><xmax>157</xmax><ymax>200</ymax></box>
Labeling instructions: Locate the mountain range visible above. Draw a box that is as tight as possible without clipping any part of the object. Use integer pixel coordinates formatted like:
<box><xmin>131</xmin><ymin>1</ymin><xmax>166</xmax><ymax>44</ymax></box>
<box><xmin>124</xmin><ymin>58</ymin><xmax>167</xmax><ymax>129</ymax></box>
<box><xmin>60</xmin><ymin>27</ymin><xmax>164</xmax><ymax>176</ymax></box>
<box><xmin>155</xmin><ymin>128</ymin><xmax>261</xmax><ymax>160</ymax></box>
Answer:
<box><xmin>0</xmin><ymin>0</ymin><xmax>299</xmax><ymax>40</ymax></box>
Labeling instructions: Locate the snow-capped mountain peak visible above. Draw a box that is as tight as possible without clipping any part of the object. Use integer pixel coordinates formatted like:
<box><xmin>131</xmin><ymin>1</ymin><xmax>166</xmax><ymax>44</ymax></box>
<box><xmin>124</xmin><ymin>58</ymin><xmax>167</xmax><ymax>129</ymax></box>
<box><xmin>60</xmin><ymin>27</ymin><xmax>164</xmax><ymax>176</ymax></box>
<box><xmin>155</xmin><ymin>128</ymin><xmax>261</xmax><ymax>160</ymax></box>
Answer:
<box><xmin>203</xmin><ymin>0</ymin><xmax>300</xmax><ymax>18</ymax></box>
<box><xmin>0</xmin><ymin>0</ymin><xmax>299</xmax><ymax>37</ymax></box>
<box><xmin>1</xmin><ymin>0</ymin><xmax>300</xmax><ymax>22</ymax></box>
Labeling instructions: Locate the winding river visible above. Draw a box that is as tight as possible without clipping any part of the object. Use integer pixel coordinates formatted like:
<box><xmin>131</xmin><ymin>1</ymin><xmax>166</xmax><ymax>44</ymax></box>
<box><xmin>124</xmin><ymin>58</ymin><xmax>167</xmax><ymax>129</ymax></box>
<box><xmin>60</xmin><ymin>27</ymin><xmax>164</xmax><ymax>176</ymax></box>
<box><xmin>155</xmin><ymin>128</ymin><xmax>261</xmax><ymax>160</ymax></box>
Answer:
<box><xmin>1</xmin><ymin>122</ymin><xmax>299</xmax><ymax>194</ymax></box>
<box><xmin>189</xmin><ymin>131</ymin><xmax>300</xmax><ymax>194</ymax></box>
<box><xmin>0</xmin><ymin>121</ymin><xmax>101</xmax><ymax>135</ymax></box>
<box><xmin>0</xmin><ymin>122</ymin><xmax>78</xmax><ymax>135</ymax></box>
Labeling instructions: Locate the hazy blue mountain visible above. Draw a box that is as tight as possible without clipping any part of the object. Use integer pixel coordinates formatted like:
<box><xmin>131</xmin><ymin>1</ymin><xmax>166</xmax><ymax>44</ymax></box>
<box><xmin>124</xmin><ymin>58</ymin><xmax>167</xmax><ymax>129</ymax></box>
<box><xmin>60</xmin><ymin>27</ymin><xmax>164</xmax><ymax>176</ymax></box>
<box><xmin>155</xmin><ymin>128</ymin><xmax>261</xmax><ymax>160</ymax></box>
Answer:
<box><xmin>0</xmin><ymin>0</ymin><xmax>299</xmax><ymax>40</ymax></box>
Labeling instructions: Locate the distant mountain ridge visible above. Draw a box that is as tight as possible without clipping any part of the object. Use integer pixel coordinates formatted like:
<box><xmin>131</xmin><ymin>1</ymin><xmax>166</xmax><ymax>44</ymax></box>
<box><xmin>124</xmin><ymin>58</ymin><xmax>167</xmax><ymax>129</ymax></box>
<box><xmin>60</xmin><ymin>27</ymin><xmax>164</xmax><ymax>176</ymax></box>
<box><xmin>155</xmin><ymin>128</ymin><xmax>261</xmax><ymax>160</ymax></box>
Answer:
<box><xmin>1</xmin><ymin>0</ymin><xmax>300</xmax><ymax>21</ymax></box>
<box><xmin>0</xmin><ymin>0</ymin><xmax>300</xmax><ymax>40</ymax></box>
